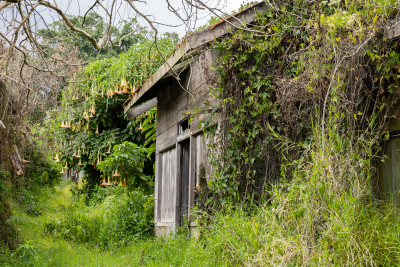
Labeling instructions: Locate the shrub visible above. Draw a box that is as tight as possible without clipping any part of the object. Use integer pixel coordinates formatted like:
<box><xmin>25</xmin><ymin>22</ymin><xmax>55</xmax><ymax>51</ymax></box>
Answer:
<box><xmin>24</xmin><ymin>147</ymin><xmax>61</xmax><ymax>187</ymax></box>
<box><xmin>45</xmin><ymin>188</ymin><xmax>154</xmax><ymax>246</ymax></box>
<box><xmin>44</xmin><ymin>212</ymin><xmax>103</xmax><ymax>244</ymax></box>
<box><xmin>104</xmin><ymin>190</ymin><xmax>154</xmax><ymax>243</ymax></box>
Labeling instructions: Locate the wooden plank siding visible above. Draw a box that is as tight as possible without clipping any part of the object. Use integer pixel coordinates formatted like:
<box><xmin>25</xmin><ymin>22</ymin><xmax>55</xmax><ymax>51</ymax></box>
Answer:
<box><xmin>160</xmin><ymin>148</ymin><xmax>176</xmax><ymax>223</ymax></box>
<box><xmin>154</xmin><ymin>48</ymin><xmax>219</xmax><ymax>234</ymax></box>
<box><xmin>156</xmin><ymin>50</ymin><xmax>217</xmax><ymax>140</ymax></box>
<box><xmin>377</xmin><ymin>135</ymin><xmax>400</xmax><ymax>203</ymax></box>
<box><xmin>195</xmin><ymin>133</ymin><xmax>216</xmax><ymax>186</ymax></box>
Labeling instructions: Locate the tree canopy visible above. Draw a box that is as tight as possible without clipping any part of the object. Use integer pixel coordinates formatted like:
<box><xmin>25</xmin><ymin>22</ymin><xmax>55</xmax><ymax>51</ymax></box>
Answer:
<box><xmin>39</xmin><ymin>12</ymin><xmax>178</xmax><ymax>61</ymax></box>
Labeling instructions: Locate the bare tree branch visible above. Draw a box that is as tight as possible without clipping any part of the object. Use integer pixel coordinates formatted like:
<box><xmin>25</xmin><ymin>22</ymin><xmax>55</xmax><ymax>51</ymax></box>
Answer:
<box><xmin>37</xmin><ymin>0</ymin><xmax>108</xmax><ymax>50</ymax></box>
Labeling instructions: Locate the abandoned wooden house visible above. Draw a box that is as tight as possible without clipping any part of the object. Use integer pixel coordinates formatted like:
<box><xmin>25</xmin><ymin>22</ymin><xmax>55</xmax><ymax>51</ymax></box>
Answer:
<box><xmin>122</xmin><ymin>3</ymin><xmax>267</xmax><ymax>235</ymax></box>
<box><xmin>122</xmin><ymin>1</ymin><xmax>400</xmax><ymax>236</ymax></box>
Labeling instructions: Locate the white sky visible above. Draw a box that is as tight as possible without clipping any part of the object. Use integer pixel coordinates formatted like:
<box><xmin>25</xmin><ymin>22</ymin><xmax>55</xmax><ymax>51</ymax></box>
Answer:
<box><xmin>55</xmin><ymin>0</ymin><xmax>253</xmax><ymax>37</ymax></box>
<box><xmin>133</xmin><ymin>0</ymin><xmax>252</xmax><ymax>37</ymax></box>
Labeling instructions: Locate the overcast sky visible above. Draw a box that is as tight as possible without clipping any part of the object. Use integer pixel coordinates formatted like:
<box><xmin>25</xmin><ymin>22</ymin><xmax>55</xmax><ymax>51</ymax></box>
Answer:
<box><xmin>133</xmin><ymin>0</ymin><xmax>251</xmax><ymax>37</ymax></box>
<box><xmin>54</xmin><ymin>0</ymin><xmax>252</xmax><ymax>37</ymax></box>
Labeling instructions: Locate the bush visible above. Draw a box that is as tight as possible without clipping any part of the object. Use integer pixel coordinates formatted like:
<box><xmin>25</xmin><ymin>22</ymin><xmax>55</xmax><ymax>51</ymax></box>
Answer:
<box><xmin>70</xmin><ymin>178</ymin><xmax>115</xmax><ymax>206</ymax></box>
<box><xmin>44</xmin><ymin>212</ymin><xmax>103</xmax><ymax>244</ymax></box>
<box><xmin>105</xmin><ymin>190</ymin><xmax>154</xmax><ymax>243</ymax></box>
<box><xmin>24</xmin><ymin>147</ymin><xmax>61</xmax><ymax>187</ymax></box>
<box><xmin>45</xmin><ymin>187</ymin><xmax>154</xmax><ymax>246</ymax></box>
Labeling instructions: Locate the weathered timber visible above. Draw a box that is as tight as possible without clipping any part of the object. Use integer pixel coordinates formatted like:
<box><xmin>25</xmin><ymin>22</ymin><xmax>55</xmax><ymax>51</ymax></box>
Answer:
<box><xmin>124</xmin><ymin>41</ymin><xmax>192</xmax><ymax>114</ymax></box>
<box><xmin>181</xmin><ymin>108</ymin><xmax>215</xmax><ymax>115</ymax></box>
<box><xmin>157</xmin><ymin>135</ymin><xmax>177</xmax><ymax>153</ymax></box>
<box><xmin>157</xmin><ymin>49</ymin><xmax>215</xmax><ymax>115</ymax></box>
<box><xmin>156</xmin><ymin>52</ymin><xmax>217</xmax><ymax>135</ymax></box>
<box><xmin>159</xmin><ymin>56</ymin><xmax>197</xmax><ymax>82</ymax></box>
<box><xmin>178</xmin><ymin>49</ymin><xmax>202</xmax><ymax>63</ymax></box>
<box><xmin>154</xmin><ymin>151</ymin><xmax>162</xmax><ymax>222</ymax></box>
<box><xmin>126</xmin><ymin>98</ymin><xmax>157</xmax><ymax>120</ymax></box>
<box><xmin>174</xmin><ymin>143</ymin><xmax>182</xmax><ymax>227</ymax></box>
<box><xmin>157</xmin><ymin>97</ymin><xmax>219</xmax><ymax>138</ymax></box>
<box><xmin>157</xmin><ymin>121</ymin><xmax>179</xmax><ymax>149</ymax></box>
<box><xmin>179</xmin><ymin>140</ymin><xmax>190</xmax><ymax>225</ymax></box>
<box><xmin>385</xmin><ymin>23</ymin><xmax>400</xmax><ymax>40</ymax></box>
<box><xmin>160</xmin><ymin>148</ymin><xmax>176</xmax><ymax>223</ymax></box>
<box><xmin>148</xmin><ymin>4</ymin><xmax>267</xmax><ymax>236</ymax></box>
<box><xmin>11</xmin><ymin>145</ymin><xmax>24</xmax><ymax>175</ymax></box>
<box><xmin>160</xmin><ymin>53</ymin><xmax>202</xmax><ymax>82</ymax></box>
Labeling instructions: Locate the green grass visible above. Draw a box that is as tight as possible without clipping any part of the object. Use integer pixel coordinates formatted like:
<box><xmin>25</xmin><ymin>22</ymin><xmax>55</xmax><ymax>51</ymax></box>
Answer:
<box><xmin>4</xmin><ymin>120</ymin><xmax>400</xmax><ymax>266</ymax></box>
<box><xmin>0</xmin><ymin>182</ymin><xmax>230</xmax><ymax>266</ymax></box>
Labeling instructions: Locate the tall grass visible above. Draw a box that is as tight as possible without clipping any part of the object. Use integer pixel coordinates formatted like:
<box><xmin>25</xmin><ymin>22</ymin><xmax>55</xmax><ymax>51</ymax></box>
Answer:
<box><xmin>196</xmin><ymin>116</ymin><xmax>400</xmax><ymax>266</ymax></box>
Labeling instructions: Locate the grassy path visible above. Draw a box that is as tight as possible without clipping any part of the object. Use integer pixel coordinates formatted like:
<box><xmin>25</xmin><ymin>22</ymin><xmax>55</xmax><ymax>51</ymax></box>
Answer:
<box><xmin>0</xmin><ymin>183</ymin><xmax>220</xmax><ymax>267</ymax></box>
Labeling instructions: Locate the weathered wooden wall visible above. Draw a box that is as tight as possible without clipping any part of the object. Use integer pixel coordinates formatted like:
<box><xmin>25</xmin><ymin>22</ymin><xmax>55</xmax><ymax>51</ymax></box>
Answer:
<box><xmin>377</xmin><ymin>134</ymin><xmax>400</xmax><ymax>203</ymax></box>
<box><xmin>154</xmin><ymin>49</ymin><xmax>218</xmax><ymax>236</ymax></box>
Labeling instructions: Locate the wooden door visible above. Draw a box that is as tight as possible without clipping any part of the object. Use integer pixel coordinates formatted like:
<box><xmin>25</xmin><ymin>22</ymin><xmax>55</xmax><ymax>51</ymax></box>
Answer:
<box><xmin>160</xmin><ymin>148</ymin><xmax>176</xmax><ymax>222</ymax></box>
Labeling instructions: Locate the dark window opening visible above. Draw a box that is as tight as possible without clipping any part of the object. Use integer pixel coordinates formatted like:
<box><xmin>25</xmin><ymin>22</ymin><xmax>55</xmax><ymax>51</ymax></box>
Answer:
<box><xmin>179</xmin><ymin>139</ymin><xmax>190</xmax><ymax>226</ymax></box>
<box><xmin>179</xmin><ymin>118</ymin><xmax>189</xmax><ymax>135</ymax></box>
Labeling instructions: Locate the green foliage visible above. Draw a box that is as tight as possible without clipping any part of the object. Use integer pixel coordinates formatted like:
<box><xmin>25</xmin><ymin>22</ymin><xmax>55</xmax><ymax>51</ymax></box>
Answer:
<box><xmin>196</xmin><ymin>1</ymin><xmax>259</xmax><ymax>32</ymax></box>
<box><xmin>141</xmin><ymin>107</ymin><xmax>157</xmax><ymax>157</ymax></box>
<box><xmin>18</xmin><ymin>184</ymin><xmax>58</xmax><ymax>217</ymax></box>
<box><xmin>197</xmin><ymin>1</ymin><xmax>400</xmax><ymax>264</ymax></box>
<box><xmin>10</xmin><ymin>241</ymin><xmax>40</xmax><ymax>266</ymax></box>
<box><xmin>6</xmin><ymin>1</ymin><xmax>400</xmax><ymax>266</ymax></box>
<box><xmin>204</xmin><ymin>0</ymin><xmax>400</xmax><ymax>203</ymax></box>
<box><xmin>45</xmin><ymin>186</ymin><xmax>154</xmax><ymax>246</ymax></box>
<box><xmin>23</xmin><ymin>147</ymin><xmax>61</xmax><ymax>187</ymax></box>
<box><xmin>38</xmin><ymin>12</ymin><xmax>152</xmax><ymax>61</ymax></box>
<box><xmin>97</xmin><ymin>141</ymin><xmax>151</xmax><ymax>189</ymax></box>
<box><xmin>47</xmin><ymin>36</ymin><xmax>173</xmax><ymax>187</ymax></box>
<box><xmin>3</xmin><ymin>167</ymin><xmax>400</xmax><ymax>266</ymax></box>
<box><xmin>0</xmin><ymin>143</ymin><xmax>59</xmax><ymax>250</ymax></box>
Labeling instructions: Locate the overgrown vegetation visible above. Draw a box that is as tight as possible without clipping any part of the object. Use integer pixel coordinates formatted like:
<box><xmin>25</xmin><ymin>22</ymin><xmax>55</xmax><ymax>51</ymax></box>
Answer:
<box><xmin>199</xmin><ymin>0</ymin><xmax>400</xmax><ymax>264</ymax></box>
<box><xmin>5</xmin><ymin>0</ymin><xmax>400</xmax><ymax>266</ymax></box>
<box><xmin>45</xmin><ymin>36</ymin><xmax>176</xmax><ymax>194</ymax></box>
<box><xmin>45</xmin><ymin>185</ymin><xmax>154</xmax><ymax>246</ymax></box>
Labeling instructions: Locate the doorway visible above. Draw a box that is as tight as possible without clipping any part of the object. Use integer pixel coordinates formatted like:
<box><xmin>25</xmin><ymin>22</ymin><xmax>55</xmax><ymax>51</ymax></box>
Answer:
<box><xmin>179</xmin><ymin>139</ymin><xmax>190</xmax><ymax>226</ymax></box>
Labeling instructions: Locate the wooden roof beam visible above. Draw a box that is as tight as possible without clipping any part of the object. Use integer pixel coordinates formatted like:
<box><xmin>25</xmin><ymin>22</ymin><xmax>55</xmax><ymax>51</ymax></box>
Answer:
<box><xmin>385</xmin><ymin>23</ymin><xmax>400</xmax><ymax>40</ymax></box>
<box><xmin>126</xmin><ymin>98</ymin><xmax>158</xmax><ymax>120</ymax></box>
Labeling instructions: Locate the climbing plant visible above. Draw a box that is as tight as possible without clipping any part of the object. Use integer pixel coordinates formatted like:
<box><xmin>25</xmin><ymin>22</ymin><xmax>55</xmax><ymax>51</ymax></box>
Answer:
<box><xmin>204</xmin><ymin>0</ymin><xmax>400</xmax><ymax>203</ymax></box>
